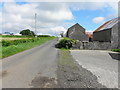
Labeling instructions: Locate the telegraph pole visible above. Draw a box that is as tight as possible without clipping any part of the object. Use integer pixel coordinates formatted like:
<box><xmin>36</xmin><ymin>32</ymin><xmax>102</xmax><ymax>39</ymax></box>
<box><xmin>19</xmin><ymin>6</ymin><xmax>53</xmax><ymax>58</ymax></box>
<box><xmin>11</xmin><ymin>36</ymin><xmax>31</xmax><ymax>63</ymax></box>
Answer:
<box><xmin>35</xmin><ymin>13</ymin><xmax>37</xmax><ymax>36</ymax></box>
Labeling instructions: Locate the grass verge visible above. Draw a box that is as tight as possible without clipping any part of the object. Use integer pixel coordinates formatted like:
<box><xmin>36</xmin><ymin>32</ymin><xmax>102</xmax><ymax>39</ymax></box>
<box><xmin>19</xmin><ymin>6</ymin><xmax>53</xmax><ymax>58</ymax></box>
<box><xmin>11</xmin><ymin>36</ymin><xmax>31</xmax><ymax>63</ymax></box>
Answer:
<box><xmin>58</xmin><ymin>49</ymin><xmax>79</xmax><ymax>70</ymax></box>
<box><xmin>1</xmin><ymin>37</ymin><xmax>55</xmax><ymax>58</ymax></box>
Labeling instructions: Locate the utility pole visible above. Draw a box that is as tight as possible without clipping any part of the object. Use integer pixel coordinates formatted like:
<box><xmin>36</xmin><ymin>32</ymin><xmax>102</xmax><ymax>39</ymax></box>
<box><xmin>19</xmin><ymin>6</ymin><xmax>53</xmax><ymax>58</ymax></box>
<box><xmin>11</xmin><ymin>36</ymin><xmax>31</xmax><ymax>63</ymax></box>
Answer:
<box><xmin>35</xmin><ymin>13</ymin><xmax>37</xmax><ymax>36</ymax></box>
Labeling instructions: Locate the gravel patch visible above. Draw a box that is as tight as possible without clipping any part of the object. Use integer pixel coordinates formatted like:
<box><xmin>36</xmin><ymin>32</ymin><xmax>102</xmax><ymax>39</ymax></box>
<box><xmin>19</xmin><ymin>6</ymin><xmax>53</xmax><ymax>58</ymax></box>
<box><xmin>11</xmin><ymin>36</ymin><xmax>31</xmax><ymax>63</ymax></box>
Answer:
<box><xmin>57</xmin><ymin>50</ymin><xmax>107</xmax><ymax>88</ymax></box>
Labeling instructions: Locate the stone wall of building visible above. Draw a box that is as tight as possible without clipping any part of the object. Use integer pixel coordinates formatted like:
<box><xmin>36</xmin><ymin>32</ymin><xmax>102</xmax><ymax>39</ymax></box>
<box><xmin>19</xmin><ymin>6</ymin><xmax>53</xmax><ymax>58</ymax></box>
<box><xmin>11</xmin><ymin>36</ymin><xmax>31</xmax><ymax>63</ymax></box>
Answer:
<box><xmin>118</xmin><ymin>2</ymin><xmax>120</xmax><ymax>49</ymax></box>
<box><xmin>93</xmin><ymin>29</ymin><xmax>111</xmax><ymax>42</ymax></box>
<box><xmin>118</xmin><ymin>22</ymin><xmax>120</xmax><ymax>49</ymax></box>
<box><xmin>66</xmin><ymin>23</ymin><xmax>89</xmax><ymax>41</ymax></box>
<box><xmin>73</xmin><ymin>41</ymin><xmax>111</xmax><ymax>50</ymax></box>
<box><xmin>111</xmin><ymin>22</ymin><xmax>119</xmax><ymax>49</ymax></box>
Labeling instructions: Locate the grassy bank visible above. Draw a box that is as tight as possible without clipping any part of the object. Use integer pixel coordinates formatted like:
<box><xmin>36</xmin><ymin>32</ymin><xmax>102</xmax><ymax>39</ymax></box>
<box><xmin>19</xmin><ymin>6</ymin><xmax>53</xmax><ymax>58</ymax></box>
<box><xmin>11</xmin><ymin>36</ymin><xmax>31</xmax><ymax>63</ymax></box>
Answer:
<box><xmin>1</xmin><ymin>37</ymin><xmax>56</xmax><ymax>58</ymax></box>
<box><xmin>58</xmin><ymin>49</ymin><xmax>79</xmax><ymax>70</ymax></box>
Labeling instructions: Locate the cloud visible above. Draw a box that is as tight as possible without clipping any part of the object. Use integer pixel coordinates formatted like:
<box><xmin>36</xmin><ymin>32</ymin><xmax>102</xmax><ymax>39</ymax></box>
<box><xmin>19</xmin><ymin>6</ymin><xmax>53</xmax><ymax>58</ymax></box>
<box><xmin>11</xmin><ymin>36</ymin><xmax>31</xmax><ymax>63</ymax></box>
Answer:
<box><xmin>68</xmin><ymin>2</ymin><xmax>118</xmax><ymax>18</ymax></box>
<box><xmin>93</xmin><ymin>17</ymin><xmax>106</xmax><ymax>24</ymax></box>
<box><xmin>36</xmin><ymin>26</ymin><xmax>66</xmax><ymax>36</ymax></box>
<box><xmin>3</xmin><ymin>0</ymin><xmax>119</xmax><ymax>2</ymax></box>
<box><xmin>1</xmin><ymin>1</ymin><xmax>119</xmax><ymax>35</ymax></box>
<box><xmin>2</xmin><ymin>2</ymin><xmax>73</xmax><ymax>35</ymax></box>
<box><xmin>50</xmin><ymin>26</ymin><xmax>66</xmax><ymax>35</ymax></box>
<box><xmin>69</xmin><ymin>2</ymin><xmax>108</xmax><ymax>11</ymax></box>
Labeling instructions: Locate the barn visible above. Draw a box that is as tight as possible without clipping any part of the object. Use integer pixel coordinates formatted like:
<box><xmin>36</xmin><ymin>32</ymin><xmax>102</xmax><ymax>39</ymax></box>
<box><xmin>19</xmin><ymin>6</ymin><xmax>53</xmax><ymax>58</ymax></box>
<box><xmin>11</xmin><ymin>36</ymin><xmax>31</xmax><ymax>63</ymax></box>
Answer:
<box><xmin>66</xmin><ymin>23</ymin><xmax>89</xmax><ymax>41</ymax></box>
<box><xmin>93</xmin><ymin>17</ymin><xmax>120</xmax><ymax>49</ymax></box>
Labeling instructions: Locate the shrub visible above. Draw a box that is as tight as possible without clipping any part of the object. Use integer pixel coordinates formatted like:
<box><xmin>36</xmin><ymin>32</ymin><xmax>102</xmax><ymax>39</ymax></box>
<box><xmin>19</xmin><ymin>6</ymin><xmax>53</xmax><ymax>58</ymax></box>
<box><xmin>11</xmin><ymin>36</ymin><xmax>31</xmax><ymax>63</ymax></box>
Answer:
<box><xmin>37</xmin><ymin>35</ymin><xmax>50</xmax><ymax>37</ymax></box>
<box><xmin>55</xmin><ymin>38</ymin><xmax>77</xmax><ymax>49</ymax></box>
<box><xmin>2</xmin><ymin>40</ymin><xmax>12</xmax><ymax>46</ymax></box>
<box><xmin>112</xmin><ymin>49</ymin><xmax>120</xmax><ymax>52</ymax></box>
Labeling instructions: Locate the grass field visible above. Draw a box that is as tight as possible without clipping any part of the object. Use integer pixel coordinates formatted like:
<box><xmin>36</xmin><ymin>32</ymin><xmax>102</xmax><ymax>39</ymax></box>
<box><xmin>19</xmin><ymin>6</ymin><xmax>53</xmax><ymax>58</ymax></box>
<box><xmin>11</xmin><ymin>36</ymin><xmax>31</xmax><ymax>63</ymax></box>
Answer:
<box><xmin>0</xmin><ymin>35</ymin><xmax>32</xmax><ymax>38</ymax></box>
<box><xmin>1</xmin><ymin>36</ymin><xmax>56</xmax><ymax>58</ymax></box>
<box><xmin>1</xmin><ymin>38</ymin><xmax>30</xmax><ymax>40</ymax></box>
<box><xmin>0</xmin><ymin>35</ymin><xmax>32</xmax><ymax>41</ymax></box>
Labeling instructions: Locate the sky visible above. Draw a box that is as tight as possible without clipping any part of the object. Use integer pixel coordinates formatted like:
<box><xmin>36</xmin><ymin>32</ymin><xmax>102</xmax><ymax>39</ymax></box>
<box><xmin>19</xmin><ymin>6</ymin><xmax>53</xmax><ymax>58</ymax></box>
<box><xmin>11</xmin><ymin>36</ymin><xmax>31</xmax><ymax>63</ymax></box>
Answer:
<box><xmin>0</xmin><ymin>0</ymin><xmax>120</xmax><ymax>36</ymax></box>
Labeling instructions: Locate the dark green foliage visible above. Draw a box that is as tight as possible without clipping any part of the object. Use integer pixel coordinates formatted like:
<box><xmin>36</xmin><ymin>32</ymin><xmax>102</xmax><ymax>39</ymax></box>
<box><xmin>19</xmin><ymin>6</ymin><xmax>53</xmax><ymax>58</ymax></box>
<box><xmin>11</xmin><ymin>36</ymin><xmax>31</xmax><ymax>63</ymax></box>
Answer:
<box><xmin>2</xmin><ymin>40</ymin><xmax>12</xmax><ymax>46</ymax></box>
<box><xmin>112</xmin><ymin>49</ymin><xmax>120</xmax><ymax>52</ymax></box>
<box><xmin>30</xmin><ymin>31</ymin><xmax>35</xmax><ymax>36</ymax></box>
<box><xmin>37</xmin><ymin>35</ymin><xmax>51</xmax><ymax>37</ymax></box>
<box><xmin>55</xmin><ymin>38</ymin><xmax>77</xmax><ymax>49</ymax></box>
<box><xmin>20</xmin><ymin>29</ymin><xmax>35</xmax><ymax>36</ymax></box>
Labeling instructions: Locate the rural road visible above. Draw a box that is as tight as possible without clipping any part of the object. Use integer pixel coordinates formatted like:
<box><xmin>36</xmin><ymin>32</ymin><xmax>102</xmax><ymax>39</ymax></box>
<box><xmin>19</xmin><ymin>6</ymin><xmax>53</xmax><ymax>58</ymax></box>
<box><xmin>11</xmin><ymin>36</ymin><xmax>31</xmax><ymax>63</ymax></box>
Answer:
<box><xmin>71</xmin><ymin>50</ymin><xmax>119</xmax><ymax>88</ymax></box>
<box><xmin>2</xmin><ymin>39</ymin><xmax>58</xmax><ymax>88</ymax></box>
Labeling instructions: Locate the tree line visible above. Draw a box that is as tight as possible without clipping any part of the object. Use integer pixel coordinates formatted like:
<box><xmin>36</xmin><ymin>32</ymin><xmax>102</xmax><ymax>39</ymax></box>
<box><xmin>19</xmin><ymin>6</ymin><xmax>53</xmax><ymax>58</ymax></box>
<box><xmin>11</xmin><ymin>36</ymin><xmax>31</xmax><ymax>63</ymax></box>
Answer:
<box><xmin>20</xmin><ymin>29</ymin><xmax>35</xmax><ymax>36</ymax></box>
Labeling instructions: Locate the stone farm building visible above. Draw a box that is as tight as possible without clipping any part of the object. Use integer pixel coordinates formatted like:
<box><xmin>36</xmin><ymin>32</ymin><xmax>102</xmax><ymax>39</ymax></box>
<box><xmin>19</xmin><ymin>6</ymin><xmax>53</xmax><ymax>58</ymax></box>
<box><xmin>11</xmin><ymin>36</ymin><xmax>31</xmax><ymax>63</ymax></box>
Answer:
<box><xmin>86</xmin><ymin>32</ymin><xmax>93</xmax><ymax>42</ymax></box>
<box><xmin>66</xmin><ymin>23</ymin><xmax>89</xmax><ymax>41</ymax></box>
<box><xmin>93</xmin><ymin>17</ymin><xmax>120</xmax><ymax>49</ymax></box>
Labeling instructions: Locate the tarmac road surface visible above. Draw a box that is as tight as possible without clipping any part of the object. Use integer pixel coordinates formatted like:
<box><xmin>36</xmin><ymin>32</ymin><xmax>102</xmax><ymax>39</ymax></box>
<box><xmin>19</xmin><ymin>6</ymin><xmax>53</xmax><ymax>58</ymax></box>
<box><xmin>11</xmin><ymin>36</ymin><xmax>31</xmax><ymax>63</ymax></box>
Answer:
<box><xmin>2</xmin><ymin>39</ymin><xmax>58</xmax><ymax>88</ymax></box>
<box><xmin>71</xmin><ymin>50</ymin><xmax>119</xmax><ymax>88</ymax></box>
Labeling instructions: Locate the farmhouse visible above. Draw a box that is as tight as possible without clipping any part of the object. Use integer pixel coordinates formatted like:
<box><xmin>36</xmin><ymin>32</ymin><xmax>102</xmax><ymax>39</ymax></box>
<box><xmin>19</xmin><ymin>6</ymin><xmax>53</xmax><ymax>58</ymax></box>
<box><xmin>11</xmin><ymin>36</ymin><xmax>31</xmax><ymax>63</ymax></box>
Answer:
<box><xmin>66</xmin><ymin>23</ymin><xmax>89</xmax><ymax>41</ymax></box>
<box><xmin>93</xmin><ymin>17</ymin><xmax>120</xmax><ymax>49</ymax></box>
<box><xmin>86</xmin><ymin>32</ymin><xmax>93</xmax><ymax>42</ymax></box>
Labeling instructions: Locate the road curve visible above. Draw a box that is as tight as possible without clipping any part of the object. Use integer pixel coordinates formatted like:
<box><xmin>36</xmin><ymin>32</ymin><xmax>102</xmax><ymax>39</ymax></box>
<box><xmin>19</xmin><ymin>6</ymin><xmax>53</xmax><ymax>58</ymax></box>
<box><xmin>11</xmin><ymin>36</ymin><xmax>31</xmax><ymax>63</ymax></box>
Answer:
<box><xmin>2</xmin><ymin>38</ymin><xmax>58</xmax><ymax>88</ymax></box>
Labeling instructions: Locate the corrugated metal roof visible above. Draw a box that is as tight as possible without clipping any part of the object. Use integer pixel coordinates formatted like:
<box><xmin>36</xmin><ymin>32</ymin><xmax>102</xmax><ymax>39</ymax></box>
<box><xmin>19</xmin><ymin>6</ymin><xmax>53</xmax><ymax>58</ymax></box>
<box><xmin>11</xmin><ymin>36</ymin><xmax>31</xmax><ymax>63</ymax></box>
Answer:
<box><xmin>94</xmin><ymin>17</ymin><xmax>120</xmax><ymax>32</ymax></box>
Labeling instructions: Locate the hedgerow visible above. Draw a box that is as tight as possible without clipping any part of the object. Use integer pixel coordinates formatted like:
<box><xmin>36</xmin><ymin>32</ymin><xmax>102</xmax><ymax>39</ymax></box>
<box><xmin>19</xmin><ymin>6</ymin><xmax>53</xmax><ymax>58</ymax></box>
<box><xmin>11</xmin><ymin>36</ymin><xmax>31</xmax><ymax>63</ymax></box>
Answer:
<box><xmin>55</xmin><ymin>38</ymin><xmax>77</xmax><ymax>49</ymax></box>
<box><xmin>2</xmin><ymin>38</ymin><xmax>40</xmax><ymax>47</ymax></box>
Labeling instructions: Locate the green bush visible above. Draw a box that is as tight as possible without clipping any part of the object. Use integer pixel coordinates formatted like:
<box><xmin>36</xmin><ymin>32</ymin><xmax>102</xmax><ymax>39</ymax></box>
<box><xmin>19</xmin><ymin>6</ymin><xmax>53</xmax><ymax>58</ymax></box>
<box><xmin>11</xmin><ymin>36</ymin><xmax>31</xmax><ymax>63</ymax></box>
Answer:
<box><xmin>37</xmin><ymin>35</ymin><xmax>51</xmax><ymax>37</ymax></box>
<box><xmin>55</xmin><ymin>38</ymin><xmax>77</xmax><ymax>49</ymax></box>
<box><xmin>112</xmin><ymin>49</ymin><xmax>120</xmax><ymax>52</ymax></box>
<box><xmin>2</xmin><ymin>40</ymin><xmax>12</xmax><ymax>46</ymax></box>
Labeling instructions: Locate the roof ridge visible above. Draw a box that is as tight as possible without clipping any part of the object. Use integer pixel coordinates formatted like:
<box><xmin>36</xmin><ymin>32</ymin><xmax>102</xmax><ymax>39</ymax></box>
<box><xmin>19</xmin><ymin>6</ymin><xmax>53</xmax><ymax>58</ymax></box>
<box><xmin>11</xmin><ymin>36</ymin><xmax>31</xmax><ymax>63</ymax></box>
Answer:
<box><xmin>93</xmin><ymin>17</ymin><xmax>119</xmax><ymax>32</ymax></box>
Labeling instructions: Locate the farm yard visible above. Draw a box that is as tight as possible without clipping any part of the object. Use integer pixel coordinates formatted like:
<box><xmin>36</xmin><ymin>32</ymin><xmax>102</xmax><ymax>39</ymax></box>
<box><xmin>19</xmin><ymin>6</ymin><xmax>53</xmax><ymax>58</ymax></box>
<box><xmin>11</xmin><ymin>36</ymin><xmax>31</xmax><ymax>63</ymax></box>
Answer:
<box><xmin>0</xmin><ymin>35</ymin><xmax>56</xmax><ymax>58</ymax></box>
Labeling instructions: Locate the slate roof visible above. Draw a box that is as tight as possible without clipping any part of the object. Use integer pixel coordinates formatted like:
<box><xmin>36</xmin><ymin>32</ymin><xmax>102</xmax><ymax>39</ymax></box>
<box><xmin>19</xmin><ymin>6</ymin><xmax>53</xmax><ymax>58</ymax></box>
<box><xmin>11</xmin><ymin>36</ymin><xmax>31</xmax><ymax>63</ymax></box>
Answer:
<box><xmin>94</xmin><ymin>17</ymin><xmax>120</xmax><ymax>32</ymax></box>
<box><xmin>68</xmin><ymin>23</ymin><xmax>85</xmax><ymax>31</ymax></box>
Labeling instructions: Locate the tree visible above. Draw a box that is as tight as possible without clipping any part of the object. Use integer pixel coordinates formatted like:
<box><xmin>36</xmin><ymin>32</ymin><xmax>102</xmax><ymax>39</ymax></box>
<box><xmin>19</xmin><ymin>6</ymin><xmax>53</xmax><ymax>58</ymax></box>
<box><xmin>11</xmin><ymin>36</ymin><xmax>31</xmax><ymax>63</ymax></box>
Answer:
<box><xmin>20</xmin><ymin>29</ymin><xmax>35</xmax><ymax>36</ymax></box>
<box><xmin>30</xmin><ymin>31</ymin><xmax>35</xmax><ymax>36</ymax></box>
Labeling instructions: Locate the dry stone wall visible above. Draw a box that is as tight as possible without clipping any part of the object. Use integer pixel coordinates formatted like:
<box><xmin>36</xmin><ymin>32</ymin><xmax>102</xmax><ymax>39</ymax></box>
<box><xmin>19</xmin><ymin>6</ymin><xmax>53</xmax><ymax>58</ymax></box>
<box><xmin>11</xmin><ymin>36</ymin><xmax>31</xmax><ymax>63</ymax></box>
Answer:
<box><xmin>73</xmin><ymin>41</ymin><xmax>111</xmax><ymax>50</ymax></box>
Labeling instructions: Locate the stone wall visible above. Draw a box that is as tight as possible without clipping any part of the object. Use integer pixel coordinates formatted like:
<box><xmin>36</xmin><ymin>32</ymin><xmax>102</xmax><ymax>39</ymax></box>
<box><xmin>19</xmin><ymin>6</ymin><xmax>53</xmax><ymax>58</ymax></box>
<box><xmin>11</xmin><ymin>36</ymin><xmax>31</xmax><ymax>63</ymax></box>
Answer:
<box><xmin>111</xmin><ymin>22</ymin><xmax>119</xmax><ymax>49</ymax></box>
<box><xmin>74</xmin><ymin>41</ymin><xmax>111</xmax><ymax>50</ymax></box>
<box><xmin>118</xmin><ymin>2</ymin><xmax>120</xmax><ymax>49</ymax></box>
<box><xmin>118</xmin><ymin>22</ymin><xmax>120</xmax><ymax>49</ymax></box>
